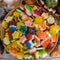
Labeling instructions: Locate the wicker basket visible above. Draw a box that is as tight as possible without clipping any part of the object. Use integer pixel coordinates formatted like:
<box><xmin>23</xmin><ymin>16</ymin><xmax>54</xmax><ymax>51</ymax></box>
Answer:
<box><xmin>1</xmin><ymin>4</ymin><xmax>59</xmax><ymax>60</ymax></box>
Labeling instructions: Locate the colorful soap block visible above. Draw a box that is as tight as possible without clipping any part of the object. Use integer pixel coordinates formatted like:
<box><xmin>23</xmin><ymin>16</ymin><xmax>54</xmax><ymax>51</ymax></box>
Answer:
<box><xmin>9</xmin><ymin>48</ymin><xmax>18</xmax><ymax>56</ymax></box>
<box><xmin>24</xmin><ymin>20</ymin><xmax>32</xmax><ymax>27</ymax></box>
<box><xmin>33</xmin><ymin>9</ymin><xmax>40</xmax><ymax>17</ymax></box>
<box><xmin>42</xmin><ymin>37</ymin><xmax>50</xmax><ymax>47</ymax></box>
<box><xmin>47</xmin><ymin>42</ymin><xmax>54</xmax><ymax>48</ymax></box>
<box><xmin>49</xmin><ymin>25</ymin><xmax>59</xmax><ymax>35</ymax></box>
<box><xmin>28</xmin><ymin>27</ymin><xmax>36</xmax><ymax>34</ymax></box>
<box><xmin>51</xmin><ymin>51</ymin><xmax>58</xmax><ymax>56</ymax></box>
<box><xmin>13</xmin><ymin>11</ymin><xmax>20</xmax><ymax>17</ymax></box>
<box><xmin>40</xmin><ymin>23</ymin><xmax>46</xmax><ymax>31</ymax></box>
<box><xmin>29</xmin><ymin>47</ymin><xmax>36</xmax><ymax>54</ymax></box>
<box><xmin>51</xmin><ymin>34</ymin><xmax>57</xmax><ymax>42</ymax></box>
<box><xmin>26</xmin><ymin>11</ymin><xmax>32</xmax><ymax>16</ymax></box>
<box><xmin>35</xmin><ymin>48</ymin><xmax>46</xmax><ymax>58</ymax></box>
<box><xmin>12</xmin><ymin>31</ymin><xmax>20</xmax><ymax>39</ymax></box>
<box><xmin>41</xmin><ymin>12</ymin><xmax>48</xmax><ymax>19</ymax></box>
<box><xmin>26</xmin><ymin>41</ymin><xmax>34</xmax><ymax>49</ymax></box>
<box><xmin>47</xmin><ymin>15</ymin><xmax>55</xmax><ymax>24</ymax></box>
<box><xmin>5</xmin><ymin>16</ymin><xmax>13</xmax><ymax>23</ymax></box>
<box><xmin>25</xmin><ymin>4</ymin><xmax>32</xmax><ymax>12</ymax></box>
<box><xmin>24</xmin><ymin>55</ymin><xmax>32</xmax><ymax>60</ymax></box>
<box><xmin>3</xmin><ymin>37</ymin><xmax>10</xmax><ymax>45</ymax></box>
<box><xmin>19</xmin><ymin>26</ymin><xmax>27</xmax><ymax>34</ymax></box>
<box><xmin>34</xmin><ymin>16</ymin><xmax>43</xmax><ymax>24</ymax></box>
<box><xmin>46</xmin><ymin>31</ymin><xmax>51</xmax><ymax>38</ymax></box>
<box><xmin>17</xmin><ymin>21</ymin><xmax>24</xmax><ymax>29</ymax></box>
<box><xmin>19</xmin><ymin>35</ymin><xmax>27</xmax><ymax>44</ymax></box>
<box><xmin>16</xmin><ymin>52</ymin><xmax>24</xmax><ymax>59</ymax></box>
<box><xmin>33</xmin><ymin>23</ymin><xmax>39</xmax><ymax>30</ymax></box>
<box><xmin>26</xmin><ymin>33</ymin><xmax>33</xmax><ymax>40</ymax></box>
<box><xmin>7</xmin><ymin>30</ymin><xmax>12</xmax><ymax>37</ymax></box>
<box><xmin>22</xmin><ymin>15</ymin><xmax>29</xmax><ymax>21</ymax></box>
<box><xmin>9</xmin><ymin>25</ymin><xmax>17</xmax><ymax>32</ymax></box>
<box><xmin>2</xmin><ymin>21</ymin><xmax>8</xmax><ymax>29</ymax></box>
<box><xmin>32</xmin><ymin>6</ymin><xmax>37</xmax><ymax>11</ymax></box>
<box><xmin>38</xmin><ymin>32</ymin><xmax>47</xmax><ymax>40</ymax></box>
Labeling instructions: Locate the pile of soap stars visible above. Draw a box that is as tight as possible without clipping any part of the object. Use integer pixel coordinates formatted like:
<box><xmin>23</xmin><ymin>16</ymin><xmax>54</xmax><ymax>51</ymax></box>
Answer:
<box><xmin>2</xmin><ymin>4</ymin><xmax>59</xmax><ymax>59</ymax></box>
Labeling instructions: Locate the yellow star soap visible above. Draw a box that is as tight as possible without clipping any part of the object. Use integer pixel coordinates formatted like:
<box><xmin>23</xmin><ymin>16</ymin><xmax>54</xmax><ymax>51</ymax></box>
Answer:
<box><xmin>12</xmin><ymin>31</ymin><xmax>20</xmax><ymax>39</ymax></box>
<box><xmin>34</xmin><ymin>16</ymin><xmax>43</xmax><ymax>24</ymax></box>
